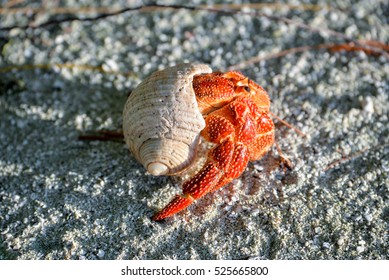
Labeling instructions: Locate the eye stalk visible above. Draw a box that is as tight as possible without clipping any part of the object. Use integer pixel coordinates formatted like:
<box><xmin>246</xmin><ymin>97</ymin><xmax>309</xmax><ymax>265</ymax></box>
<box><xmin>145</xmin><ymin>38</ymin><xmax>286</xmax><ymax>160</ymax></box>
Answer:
<box><xmin>235</xmin><ymin>77</ymin><xmax>251</xmax><ymax>94</ymax></box>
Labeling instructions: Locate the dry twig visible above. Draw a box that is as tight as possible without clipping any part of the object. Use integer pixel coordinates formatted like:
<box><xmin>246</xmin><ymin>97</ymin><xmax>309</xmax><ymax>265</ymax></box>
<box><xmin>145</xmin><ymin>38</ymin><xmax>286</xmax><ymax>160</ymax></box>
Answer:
<box><xmin>323</xmin><ymin>143</ymin><xmax>389</xmax><ymax>172</ymax></box>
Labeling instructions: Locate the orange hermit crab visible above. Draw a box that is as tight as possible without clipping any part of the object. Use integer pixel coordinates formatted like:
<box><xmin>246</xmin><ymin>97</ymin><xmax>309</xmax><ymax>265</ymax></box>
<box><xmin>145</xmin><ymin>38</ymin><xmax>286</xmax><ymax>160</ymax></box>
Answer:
<box><xmin>122</xmin><ymin>63</ymin><xmax>274</xmax><ymax>221</ymax></box>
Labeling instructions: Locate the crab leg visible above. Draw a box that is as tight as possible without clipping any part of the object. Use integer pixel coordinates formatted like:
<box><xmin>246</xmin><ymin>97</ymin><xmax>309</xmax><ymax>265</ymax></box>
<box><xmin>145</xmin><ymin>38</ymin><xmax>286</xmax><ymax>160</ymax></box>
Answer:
<box><xmin>151</xmin><ymin>139</ymin><xmax>249</xmax><ymax>221</ymax></box>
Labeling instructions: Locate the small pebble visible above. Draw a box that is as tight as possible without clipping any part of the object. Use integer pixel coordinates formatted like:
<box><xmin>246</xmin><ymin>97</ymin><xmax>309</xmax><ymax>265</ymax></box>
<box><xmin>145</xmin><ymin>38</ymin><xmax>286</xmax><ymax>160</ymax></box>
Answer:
<box><xmin>97</xmin><ymin>249</ymin><xmax>105</xmax><ymax>258</ymax></box>
<box><xmin>356</xmin><ymin>246</ymin><xmax>365</xmax><ymax>253</ymax></box>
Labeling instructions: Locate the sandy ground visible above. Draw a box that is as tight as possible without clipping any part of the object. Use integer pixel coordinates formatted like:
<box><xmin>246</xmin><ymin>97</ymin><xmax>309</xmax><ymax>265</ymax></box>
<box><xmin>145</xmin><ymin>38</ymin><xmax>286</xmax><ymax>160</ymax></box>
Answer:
<box><xmin>0</xmin><ymin>1</ymin><xmax>388</xmax><ymax>259</ymax></box>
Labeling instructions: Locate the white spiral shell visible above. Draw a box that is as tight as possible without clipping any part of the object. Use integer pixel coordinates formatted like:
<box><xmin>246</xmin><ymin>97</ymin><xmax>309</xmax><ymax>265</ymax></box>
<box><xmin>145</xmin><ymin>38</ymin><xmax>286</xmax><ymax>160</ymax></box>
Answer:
<box><xmin>123</xmin><ymin>63</ymin><xmax>212</xmax><ymax>176</ymax></box>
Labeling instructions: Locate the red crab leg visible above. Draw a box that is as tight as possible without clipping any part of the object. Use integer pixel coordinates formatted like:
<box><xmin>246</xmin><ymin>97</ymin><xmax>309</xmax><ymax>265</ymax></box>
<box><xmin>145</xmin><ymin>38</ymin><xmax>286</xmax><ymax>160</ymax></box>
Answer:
<box><xmin>151</xmin><ymin>161</ymin><xmax>220</xmax><ymax>221</ymax></box>
<box><xmin>151</xmin><ymin>139</ymin><xmax>249</xmax><ymax>221</ymax></box>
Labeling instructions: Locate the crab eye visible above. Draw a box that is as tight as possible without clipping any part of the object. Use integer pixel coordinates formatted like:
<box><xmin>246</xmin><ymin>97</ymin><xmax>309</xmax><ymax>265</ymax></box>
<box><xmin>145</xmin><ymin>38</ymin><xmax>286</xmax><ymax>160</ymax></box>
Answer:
<box><xmin>244</xmin><ymin>86</ymin><xmax>251</xmax><ymax>92</ymax></box>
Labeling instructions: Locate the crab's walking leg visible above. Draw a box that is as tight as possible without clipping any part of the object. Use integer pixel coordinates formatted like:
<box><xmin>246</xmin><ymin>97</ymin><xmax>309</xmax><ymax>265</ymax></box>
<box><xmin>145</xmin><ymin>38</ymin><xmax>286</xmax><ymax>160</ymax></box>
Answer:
<box><xmin>151</xmin><ymin>139</ymin><xmax>249</xmax><ymax>221</ymax></box>
<box><xmin>151</xmin><ymin>161</ymin><xmax>220</xmax><ymax>221</ymax></box>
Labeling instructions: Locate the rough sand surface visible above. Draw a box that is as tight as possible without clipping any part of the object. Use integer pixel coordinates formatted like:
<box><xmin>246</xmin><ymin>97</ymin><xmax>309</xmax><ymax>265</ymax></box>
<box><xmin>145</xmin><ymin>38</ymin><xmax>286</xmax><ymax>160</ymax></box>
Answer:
<box><xmin>0</xmin><ymin>1</ymin><xmax>388</xmax><ymax>259</ymax></box>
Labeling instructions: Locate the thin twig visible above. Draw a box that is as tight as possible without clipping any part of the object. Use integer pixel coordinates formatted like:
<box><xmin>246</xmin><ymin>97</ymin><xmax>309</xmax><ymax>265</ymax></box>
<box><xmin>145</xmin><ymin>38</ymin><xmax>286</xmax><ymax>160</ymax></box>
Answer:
<box><xmin>78</xmin><ymin>130</ymin><xmax>124</xmax><ymax>142</ymax></box>
<box><xmin>270</xmin><ymin>112</ymin><xmax>306</xmax><ymax>137</ymax></box>
<box><xmin>2</xmin><ymin>40</ymin><xmax>387</xmax><ymax>75</ymax></box>
<box><xmin>3</xmin><ymin>0</ymin><xmax>25</xmax><ymax>9</ymax></box>
<box><xmin>0</xmin><ymin>62</ymin><xmax>137</xmax><ymax>77</ymax></box>
<box><xmin>229</xmin><ymin>41</ymin><xmax>389</xmax><ymax>70</ymax></box>
<box><xmin>0</xmin><ymin>6</ymin><xmax>145</xmax><ymax>31</ymax></box>
<box><xmin>274</xmin><ymin>141</ymin><xmax>294</xmax><ymax>171</ymax></box>
<box><xmin>323</xmin><ymin>143</ymin><xmax>389</xmax><ymax>172</ymax></box>
<box><xmin>0</xmin><ymin>3</ymin><xmax>332</xmax><ymax>15</ymax></box>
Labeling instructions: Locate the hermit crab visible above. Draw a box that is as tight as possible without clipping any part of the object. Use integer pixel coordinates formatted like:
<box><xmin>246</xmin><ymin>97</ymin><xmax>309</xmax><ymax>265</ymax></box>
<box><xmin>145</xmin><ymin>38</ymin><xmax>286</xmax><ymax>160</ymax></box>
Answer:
<box><xmin>123</xmin><ymin>63</ymin><xmax>275</xmax><ymax>221</ymax></box>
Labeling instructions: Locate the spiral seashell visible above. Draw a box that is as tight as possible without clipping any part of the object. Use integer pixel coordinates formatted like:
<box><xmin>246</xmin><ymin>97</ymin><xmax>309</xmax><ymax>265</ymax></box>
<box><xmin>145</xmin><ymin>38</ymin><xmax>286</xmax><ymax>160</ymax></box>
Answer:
<box><xmin>123</xmin><ymin>63</ymin><xmax>212</xmax><ymax>176</ymax></box>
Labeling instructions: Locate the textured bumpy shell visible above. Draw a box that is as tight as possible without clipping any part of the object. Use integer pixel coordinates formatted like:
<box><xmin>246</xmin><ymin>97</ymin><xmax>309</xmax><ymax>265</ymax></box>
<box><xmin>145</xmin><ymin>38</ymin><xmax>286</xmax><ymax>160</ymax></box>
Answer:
<box><xmin>123</xmin><ymin>63</ymin><xmax>212</xmax><ymax>176</ymax></box>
